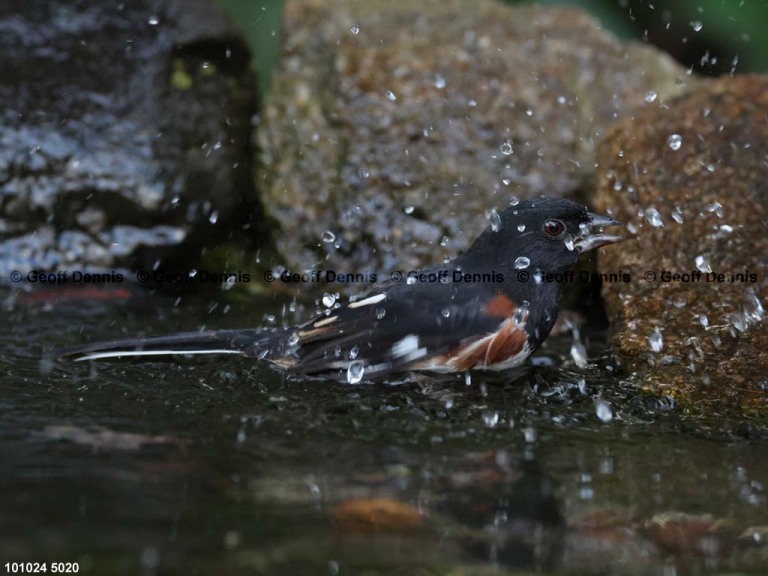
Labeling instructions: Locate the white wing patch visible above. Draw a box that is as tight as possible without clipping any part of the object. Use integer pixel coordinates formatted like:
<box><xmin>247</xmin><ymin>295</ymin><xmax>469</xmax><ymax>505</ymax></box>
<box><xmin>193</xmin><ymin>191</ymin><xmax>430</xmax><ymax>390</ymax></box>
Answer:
<box><xmin>347</xmin><ymin>293</ymin><xmax>386</xmax><ymax>309</ymax></box>
<box><xmin>312</xmin><ymin>315</ymin><xmax>338</xmax><ymax>328</ymax></box>
<box><xmin>390</xmin><ymin>334</ymin><xmax>428</xmax><ymax>362</ymax></box>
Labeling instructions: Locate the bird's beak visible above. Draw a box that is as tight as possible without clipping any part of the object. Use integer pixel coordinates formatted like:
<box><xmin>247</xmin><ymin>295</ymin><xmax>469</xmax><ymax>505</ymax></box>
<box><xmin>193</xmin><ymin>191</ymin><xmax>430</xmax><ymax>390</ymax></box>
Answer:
<box><xmin>573</xmin><ymin>212</ymin><xmax>623</xmax><ymax>253</ymax></box>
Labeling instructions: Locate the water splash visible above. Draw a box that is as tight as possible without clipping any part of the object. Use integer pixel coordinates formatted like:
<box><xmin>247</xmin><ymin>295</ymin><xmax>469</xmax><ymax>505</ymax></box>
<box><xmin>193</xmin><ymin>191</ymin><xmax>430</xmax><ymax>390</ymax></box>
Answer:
<box><xmin>482</xmin><ymin>411</ymin><xmax>499</xmax><ymax>428</ymax></box>
<box><xmin>645</xmin><ymin>208</ymin><xmax>664</xmax><ymax>227</ymax></box>
<box><xmin>648</xmin><ymin>328</ymin><xmax>663</xmax><ymax>353</ymax></box>
<box><xmin>667</xmin><ymin>134</ymin><xmax>683</xmax><ymax>151</ymax></box>
<box><xmin>695</xmin><ymin>255</ymin><xmax>712</xmax><ymax>273</ymax></box>
<box><xmin>488</xmin><ymin>208</ymin><xmax>501</xmax><ymax>232</ymax></box>
<box><xmin>570</xmin><ymin>324</ymin><xmax>588</xmax><ymax>368</ymax></box>
<box><xmin>595</xmin><ymin>399</ymin><xmax>613</xmax><ymax>423</ymax></box>
<box><xmin>322</xmin><ymin>293</ymin><xmax>336</xmax><ymax>307</ymax></box>
<box><xmin>347</xmin><ymin>362</ymin><xmax>365</xmax><ymax>384</ymax></box>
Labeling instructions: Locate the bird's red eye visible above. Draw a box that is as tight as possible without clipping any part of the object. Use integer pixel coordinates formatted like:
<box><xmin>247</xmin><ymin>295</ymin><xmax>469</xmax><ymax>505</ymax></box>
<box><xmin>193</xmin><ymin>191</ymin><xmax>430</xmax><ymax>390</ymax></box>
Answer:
<box><xmin>543</xmin><ymin>219</ymin><xmax>566</xmax><ymax>237</ymax></box>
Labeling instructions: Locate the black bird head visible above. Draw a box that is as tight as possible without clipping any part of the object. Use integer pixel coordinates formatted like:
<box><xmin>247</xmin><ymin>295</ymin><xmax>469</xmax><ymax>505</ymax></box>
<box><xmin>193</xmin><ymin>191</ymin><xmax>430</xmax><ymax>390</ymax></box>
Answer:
<box><xmin>459</xmin><ymin>197</ymin><xmax>622</xmax><ymax>274</ymax></box>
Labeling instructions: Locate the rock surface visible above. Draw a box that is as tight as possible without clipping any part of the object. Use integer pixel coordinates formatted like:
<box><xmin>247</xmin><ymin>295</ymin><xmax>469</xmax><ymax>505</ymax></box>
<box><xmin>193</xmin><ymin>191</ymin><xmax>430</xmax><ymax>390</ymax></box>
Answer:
<box><xmin>0</xmin><ymin>0</ymin><xmax>260</xmax><ymax>282</ymax></box>
<box><xmin>594</xmin><ymin>74</ymin><xmax>768</xmax><ymax>418</ymax></box>
<box><xmin>259</xmin><ymin>0</ymin><xmax>693</xmax><ymax>276</ymax></box>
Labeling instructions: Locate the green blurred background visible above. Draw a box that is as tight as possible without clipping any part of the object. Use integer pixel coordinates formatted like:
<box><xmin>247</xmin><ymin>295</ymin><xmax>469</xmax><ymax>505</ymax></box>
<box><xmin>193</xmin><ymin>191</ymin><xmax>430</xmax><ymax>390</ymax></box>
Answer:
<box><xmin>218</xmin><ymin>0</ymin><xmax>768</xmax><ymax>95</ymax></box>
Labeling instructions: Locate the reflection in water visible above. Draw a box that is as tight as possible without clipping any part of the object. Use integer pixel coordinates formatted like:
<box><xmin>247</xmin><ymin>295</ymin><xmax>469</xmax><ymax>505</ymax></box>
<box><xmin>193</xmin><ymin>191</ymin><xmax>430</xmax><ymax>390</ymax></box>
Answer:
<box><xmin>1</xmin><ymin>289</ymin><xmax>767</xmax><ymax>574</ymax></box>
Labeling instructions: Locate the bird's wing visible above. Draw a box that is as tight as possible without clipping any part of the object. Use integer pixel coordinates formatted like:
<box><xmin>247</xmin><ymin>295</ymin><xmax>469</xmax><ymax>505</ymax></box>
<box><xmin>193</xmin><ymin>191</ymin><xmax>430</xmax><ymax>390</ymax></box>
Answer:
<box><xmin>282</xmin><ymin>280</ymin><xmax>530</xmax><ymax>380</ymax></box>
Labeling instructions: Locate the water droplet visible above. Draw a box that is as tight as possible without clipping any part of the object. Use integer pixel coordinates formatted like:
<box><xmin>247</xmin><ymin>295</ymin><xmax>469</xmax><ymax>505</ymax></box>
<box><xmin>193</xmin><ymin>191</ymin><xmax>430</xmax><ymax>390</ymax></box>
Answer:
<box><xmin>488</xmin><ymin>208</ymin><xmax>501</xmax><ymax>232</ymax></box>
<box><xmin>745</xmin><ymin>291</ymin><xmax>765</xmax><ymax>322</ymax></box>
<box><xmin>322</xmin><ymin>293</ymin><xmax>336</xmax><ymax>307</ymax></box>
<box><xmin>570</xmin><ymin>339</ymin><xmax>588</xmax><ymax>368</ymax></box>
<box><xmin>595</xmin><ymin>399</ymin><xmax>613</xmax><ymax>423</ymax></box>
<box><xmin>509</xmin><ymin>196</ymin><xmax>519</xmax><ymax>206</ymax></box>
<box><xmin>288</xmin><ymin>332</ymin><xmax>300</xmax><ymax>346</ymax></box>
<box><xmin>385</xmin><ymin>90</ymin><xmax>397</xmax><ymax>101</ymax></box>
<box><xmin>645</xmin><ymin>208</ymin><xmax>664</xmax><ymax>227</ymax></box>
<box><xmin>349</xmin><ymin>346</ymin><xmax>359</xmax><ymax>360</ymax></box>
<box><xmin>482</xmin><ymin>411</ymin><xmax>499</xmax><ymax>428</ymax></box>
<box><xmin>512</xmin><ymin>307</ymin><xmax>527</xmax><ymax>326</ymax></box>
<box><xmin>500</xmin><ymin>141</ymin><xmax>513</xmax><ymax>156</ymax></box>
<box><xmin>557</xmin><ymin>95</ymin><xmax>567</xmax><ymax>104</ymax></box>
<box><xmin>464</xmin><ymin>372</ymin><xmax>472</xmax><ymax>386</ymax></box>
<box><xmin>730</xmin><ymin>312</ymin><xmax>748</xmax><ymax>332</ymax></box>
<box><xmin>648</xmin><ymin>328</ymin><xmax>663</xmax><ymax>353</ymax></box>
<box><xmin>698</xmin><ymin>314</ymin><xmax>709</xmax><ymax>327</ymax></box>
<box><xmin>434</xmin><ymin>75</ymin><xmax>446</xmax><ymax>89</ymax></box>
<box><xmin>322</xmin><ymin>230</ymin><xmax>336</xmax><ymax>243</ymax></box>
<box><xmin>350</xmin><ymin>24</ymin><xmax>360</xmax><ymax>34</ymax></box>
<box><xmin>578</xmin><ymin>378</ymin><xmax>588</xmax><ymax>395</ymax></box>
<box><xmin>514</xmin><ymin>256</ymin><xmax>530</xmax><ymax>270</ymax></box>
<box><xmin>706</xmin><ymin>201</ymin><xmax>724</xmax><ymax>218</ymax></box>
<box><xmin>667</xmin><ymin>134</ymin><xmax>683</xmax><ymax>151</ymax></box>
<box><xmin>517</xmin><ymin>224</ymin><xmax>526</xmax><ymax>232</ymax></box>
<box><xmin>644</xmin><ymin>90</ymin><xmax>658</xmax><ymax>103</ymax></box>
<box><xmin>347</xmin><ymin>362</ymin><xmax>365</xmax><ymax>384</ymax></box>
<box><xmin>691</xmin><ymin>21</ymin><xmax>703</xmax><ymax>32</ymax></box>
<box><xmin>375</xmin><ymin>307</ymin><xmax>386</xmax><ymax>320</ymax></box>
<box><xmin>406</xmin><ymin>276</ymin><xmax>417</xmax><ymax>285</ymax></box>
<box><xmin>695</xmin><ymin>255</ymin><xmax>712</xmax><ymax>273</ymax></box>
<box><xmin>523</xmin><ymin>427</ymin><xmax>537</xmax><ymax>443</ymax></box>
<box><xmin>147</xmin><ymin>15</ymin><xmax>160</xmax><ymax>26</ymax></box>
<box><xmin>564</xmin><ymin>235</ymin><xmax>575</xmax><ymax>251</ymax></box>
<box><xmin>533</xmin><ymin>272</ymin><xmax>544</xmax><ymax>284</ymax></box>
<box><xmin>671</xmin><ymin>208</ymin><xmax>684</xmax><ymax>223</ymax></box>
<box><xmin>404</xmin><ymin>205</ymin><xmax>415</xmax><ymax>215</ymax></box>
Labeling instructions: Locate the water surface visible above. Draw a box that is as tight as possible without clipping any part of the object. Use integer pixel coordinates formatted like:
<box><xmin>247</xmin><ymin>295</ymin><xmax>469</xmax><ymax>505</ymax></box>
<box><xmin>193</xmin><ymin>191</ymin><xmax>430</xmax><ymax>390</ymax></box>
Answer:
<box><xmin>1</xmin><ymin>288</ymin><xmax>766</xmax><ymax>575</ymax></box>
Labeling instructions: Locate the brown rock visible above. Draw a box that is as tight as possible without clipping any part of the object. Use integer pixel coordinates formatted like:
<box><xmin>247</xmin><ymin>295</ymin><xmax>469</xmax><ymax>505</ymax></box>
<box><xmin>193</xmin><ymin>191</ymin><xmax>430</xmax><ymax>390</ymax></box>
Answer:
<box><xmin>332</xmin><ymin>498</ymin><xmax>426</xmax><ymax>534</ymax></box>
<box><xmin>594</xmin><ymin>74</ymin><xmax>768</xmax><ymax>418</ymax></box>
<box><xmin>259</xmin><ymin>0</ymin><xmax>691</xmax><ymax>276</ymax></box>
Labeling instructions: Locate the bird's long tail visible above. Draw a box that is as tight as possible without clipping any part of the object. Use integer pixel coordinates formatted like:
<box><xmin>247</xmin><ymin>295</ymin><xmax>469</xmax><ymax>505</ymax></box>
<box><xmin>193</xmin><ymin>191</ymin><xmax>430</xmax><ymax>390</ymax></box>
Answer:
<box><xmin>58</xmin><ymin>328</ymin><xmax>287</xmax><ymax>362</ymax></box>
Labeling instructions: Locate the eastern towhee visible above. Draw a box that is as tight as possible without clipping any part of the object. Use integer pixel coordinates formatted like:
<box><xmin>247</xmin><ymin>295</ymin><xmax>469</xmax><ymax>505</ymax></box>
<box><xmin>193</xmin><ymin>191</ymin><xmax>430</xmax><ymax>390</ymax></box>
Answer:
<box><xmin>61</xmin><ymin>197</ymin><xmax>622</xmax><ymax>383</ymax></box>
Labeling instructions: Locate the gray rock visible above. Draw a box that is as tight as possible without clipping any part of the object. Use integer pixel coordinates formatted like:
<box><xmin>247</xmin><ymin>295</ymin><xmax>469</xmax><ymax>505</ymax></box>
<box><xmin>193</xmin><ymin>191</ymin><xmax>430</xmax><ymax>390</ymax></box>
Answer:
<box><xmin>0</xmin><ymin>0</ymin><xmax>261</xmax><ymax>282</ymax></box>
<box><xmin>259</xmin><ymin>0</ymin><xmax>693</xmax><ymax>277</ymax></box>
